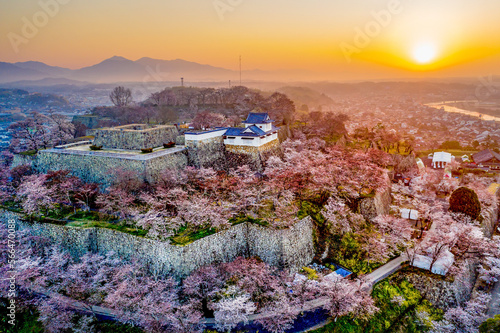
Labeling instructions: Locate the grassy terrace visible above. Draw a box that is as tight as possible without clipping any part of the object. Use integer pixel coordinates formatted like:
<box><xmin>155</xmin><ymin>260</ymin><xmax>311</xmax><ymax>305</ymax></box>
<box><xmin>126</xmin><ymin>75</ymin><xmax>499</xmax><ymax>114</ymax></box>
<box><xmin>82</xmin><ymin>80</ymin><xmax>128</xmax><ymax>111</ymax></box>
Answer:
<box><xmin>1</xmin><ymin>203</ymin><xmax>271</xmax><ymax>246</ymax></box>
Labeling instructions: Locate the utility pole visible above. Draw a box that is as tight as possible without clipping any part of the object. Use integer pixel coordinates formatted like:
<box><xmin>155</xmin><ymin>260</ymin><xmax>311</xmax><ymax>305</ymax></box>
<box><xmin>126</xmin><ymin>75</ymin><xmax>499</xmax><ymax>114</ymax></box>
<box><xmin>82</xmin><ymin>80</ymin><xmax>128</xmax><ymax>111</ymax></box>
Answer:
<box><xmin>181</xmin><ymin>77</ymin><xmax>184</xmax><ymax>87</ymax></box>
<box><xmin>239</xmin><ymin>55</ymin><xmax>242</xmax><ymax>86</ymax></box>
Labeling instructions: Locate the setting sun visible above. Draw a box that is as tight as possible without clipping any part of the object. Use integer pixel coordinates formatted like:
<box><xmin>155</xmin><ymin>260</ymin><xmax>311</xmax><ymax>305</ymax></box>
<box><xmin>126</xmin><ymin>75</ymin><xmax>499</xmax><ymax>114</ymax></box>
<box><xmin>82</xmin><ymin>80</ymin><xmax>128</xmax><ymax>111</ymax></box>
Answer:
<box><xmin>412</xmin><ymin>43</ymin><xmax>438</xmax><ymax>64</ymax></box>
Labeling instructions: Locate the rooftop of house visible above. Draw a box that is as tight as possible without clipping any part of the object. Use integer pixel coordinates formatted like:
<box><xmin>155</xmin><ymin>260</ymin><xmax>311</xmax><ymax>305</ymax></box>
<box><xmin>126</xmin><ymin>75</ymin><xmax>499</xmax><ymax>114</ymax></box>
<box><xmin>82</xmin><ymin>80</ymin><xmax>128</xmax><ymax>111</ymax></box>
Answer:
<box><xmin>472</xmin><ymin>149</ymin><xmax>500</xmax><ymax>164</ymax></box>
<box><xmin>225</xmin><ymin>124</ymin><xmax>279</xmax><ymax>137</ymax></box>
<box><xmin>242</xmin><ymin>113</ymin><xmax>274</xmax><ymax>124</ymax></box>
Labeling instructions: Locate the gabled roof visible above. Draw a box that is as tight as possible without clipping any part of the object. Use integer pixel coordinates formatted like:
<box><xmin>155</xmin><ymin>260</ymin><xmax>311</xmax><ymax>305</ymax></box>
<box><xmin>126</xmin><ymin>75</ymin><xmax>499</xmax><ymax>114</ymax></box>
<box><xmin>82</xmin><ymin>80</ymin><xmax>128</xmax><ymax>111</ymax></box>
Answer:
<box><xmin>224</xmin><ymin>125</ymin><xmax>267</xmax><ymax>137</ymax></box>
<box><xmin>472</xmin><ymin>149</ymin><xmax>500</xmax><ymax>164</ymax></box>
<box><xmin>242</xmin><ymin>113</ymin><xmax>274</xmax><ymax>124</ymax></box>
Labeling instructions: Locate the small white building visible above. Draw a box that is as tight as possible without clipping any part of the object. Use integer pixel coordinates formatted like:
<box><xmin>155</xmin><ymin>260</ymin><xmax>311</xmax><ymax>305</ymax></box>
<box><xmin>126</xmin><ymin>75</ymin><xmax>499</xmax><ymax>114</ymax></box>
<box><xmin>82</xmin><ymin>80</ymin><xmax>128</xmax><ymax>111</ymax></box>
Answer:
<box><xmin>184</xmin><ymin>113</ymin><xmax>280</xmax><ymax>157</ymax></box>
<box><xmin>401</xmin><ymin>208</ymin><xmax>419</xmax><ymax>221</ymax></box>
<box><xmin>223</xmin><ymin>113</ymin><xmax>279</xmax><ymax>148</ymax></box>
<box><xmin>431</xmin><ymin>152</ymin><xmax>454</xmax><ymax>169</ymax></box>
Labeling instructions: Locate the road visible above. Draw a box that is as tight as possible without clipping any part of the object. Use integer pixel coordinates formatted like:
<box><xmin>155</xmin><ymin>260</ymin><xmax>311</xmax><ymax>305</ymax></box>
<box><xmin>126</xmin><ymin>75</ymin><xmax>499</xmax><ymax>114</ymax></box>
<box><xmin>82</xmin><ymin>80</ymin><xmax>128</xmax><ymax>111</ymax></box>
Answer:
<box><xmin>365</xmin><ymin>255</ymin><xmax>408</xmax><ymax>285</ymax></box>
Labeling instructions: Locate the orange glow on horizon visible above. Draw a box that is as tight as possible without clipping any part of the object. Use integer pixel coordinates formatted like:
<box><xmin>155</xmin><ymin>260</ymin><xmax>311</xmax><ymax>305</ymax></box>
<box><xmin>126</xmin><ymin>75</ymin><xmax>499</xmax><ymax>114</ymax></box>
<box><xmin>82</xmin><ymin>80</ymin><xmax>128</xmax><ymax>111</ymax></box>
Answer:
<box><xmin>1</xmin><ymin>0</ymin><xmax>500</xmax><ymax>80</ymax></box>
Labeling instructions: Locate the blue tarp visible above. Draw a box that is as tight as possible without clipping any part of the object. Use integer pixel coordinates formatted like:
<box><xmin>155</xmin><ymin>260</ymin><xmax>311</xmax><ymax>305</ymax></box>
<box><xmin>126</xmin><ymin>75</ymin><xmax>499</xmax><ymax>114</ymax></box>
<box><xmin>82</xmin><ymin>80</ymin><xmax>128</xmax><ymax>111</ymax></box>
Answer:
<box><xmin>335</xmin><ymin>268</ymin><xmax>352</xmax><ymax>278</ymax></box>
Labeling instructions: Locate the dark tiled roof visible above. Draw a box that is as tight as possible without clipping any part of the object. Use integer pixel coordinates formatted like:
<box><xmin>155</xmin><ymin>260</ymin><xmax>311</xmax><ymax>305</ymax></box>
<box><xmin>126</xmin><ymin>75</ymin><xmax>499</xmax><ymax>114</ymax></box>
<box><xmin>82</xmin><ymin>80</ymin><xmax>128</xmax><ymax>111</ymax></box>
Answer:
<box><xmin>472</xmin><ymin>149</ymin><xmax>500</xmax><ymax>164</ymax></box>
<box><xmin>224</xmin><ymin>125</ymin><xmax>267</xmax><ymax>137</ymax></box>
<box><xmin>242</xmin><ymin>113</ymin><xmax>273</xmax><ymax>124</ymax></box>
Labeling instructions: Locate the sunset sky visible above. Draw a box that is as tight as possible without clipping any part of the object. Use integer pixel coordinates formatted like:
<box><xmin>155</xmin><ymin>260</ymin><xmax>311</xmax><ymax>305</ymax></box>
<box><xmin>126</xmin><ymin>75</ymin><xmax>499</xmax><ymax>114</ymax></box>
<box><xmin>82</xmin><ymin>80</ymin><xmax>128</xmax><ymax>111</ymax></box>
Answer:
<box><xmin>1</xmin><ymin>0</ymin><xmax>500</xmax><ymax>79</ymax></box>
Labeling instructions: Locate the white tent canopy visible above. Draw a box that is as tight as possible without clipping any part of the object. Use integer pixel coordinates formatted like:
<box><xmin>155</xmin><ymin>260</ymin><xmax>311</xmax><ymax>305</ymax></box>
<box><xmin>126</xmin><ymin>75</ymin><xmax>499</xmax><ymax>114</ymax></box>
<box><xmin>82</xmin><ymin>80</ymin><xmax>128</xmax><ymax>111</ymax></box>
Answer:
<box><xmin>411</xmin><ymin>250</ymin><xmax>455</xmax><ymax>276</ymax></box>
<box><xmin>432</xmin><ymin>152</ymin><xmax>454</xmax><ymax>169</ymax></box>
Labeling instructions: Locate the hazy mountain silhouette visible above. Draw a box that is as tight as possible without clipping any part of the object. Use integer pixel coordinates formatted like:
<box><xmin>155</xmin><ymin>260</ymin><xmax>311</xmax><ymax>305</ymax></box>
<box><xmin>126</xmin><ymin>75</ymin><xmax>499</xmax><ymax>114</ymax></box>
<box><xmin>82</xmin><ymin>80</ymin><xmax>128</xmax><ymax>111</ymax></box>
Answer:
<box><xmin>14</xmin><ymin>61</ymin><xmax>73</xmax><ymax>77</ymax></box>
<box><xmin>2</xmin><ymin>54</ymin><xmax>500</xmax><ymax>84</ymax></box>
<box><xmin>0</xmin><ymin>62</ymin><xmax>49</xmax><ymax>83</ymax></box>
<box><xmin>0</xmin><ymin>56</ymin><xmax>243</xmax><ymax>84</ymax></box>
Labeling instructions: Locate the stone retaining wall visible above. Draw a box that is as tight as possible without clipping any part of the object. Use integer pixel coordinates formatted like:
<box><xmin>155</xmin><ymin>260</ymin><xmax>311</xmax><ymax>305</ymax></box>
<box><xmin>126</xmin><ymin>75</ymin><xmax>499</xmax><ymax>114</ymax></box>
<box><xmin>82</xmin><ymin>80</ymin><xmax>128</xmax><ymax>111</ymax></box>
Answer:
<box><xmin>12</xmin><ymin>154</ymin><xmax>38</xmax><ymax>169</ymax></box>
<box><xmin>34</xmin><ymin>148</ymin><xmax>188</xmax><ymax>185</ymax></box>
<box><xmin>1</xmin><ymin>210</ymin><xmax>314</xmax><ymax>278</ymax></box>
<box><xmin>481</xmin><ymin>204</ymin><xmax>498</xmax><ymax>238</ymax></box>
<box><xmin>403</xmin><ymin>260</ymin><xmax>477</xmax><ymax>309</ymax></box>
<box><xmin>359</xmin><ymin>182</ymin><xmax>392</xmax><ymax>221</ymax></box>
<box><xmin>91</xmin><ymin>124</ymin><xmax>179</xmax><ymax>150</ymax></box>
<box><xmin>186</xmin><ymin>136</ymin><xmax>226</xmax><ymax>168</ymax></box>
<box><xmin>225</xmin><ymin>139</ymin><xmax>282</xmax><ymax>171</ymax></box>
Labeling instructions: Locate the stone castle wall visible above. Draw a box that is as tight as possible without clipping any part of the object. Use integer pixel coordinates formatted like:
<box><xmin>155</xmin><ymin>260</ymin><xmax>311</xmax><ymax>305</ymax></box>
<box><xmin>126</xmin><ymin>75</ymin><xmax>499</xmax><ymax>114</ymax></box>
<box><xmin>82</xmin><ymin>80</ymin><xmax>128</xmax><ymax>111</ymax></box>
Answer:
<box><xmin>186</xmin><ymin>136</ymin><xmax>226</xmax><ymax>168</ymax></box>
<box><xmin>91</xmin><ymin>125</ymin><xmax>179</xmax><ymax>150</ymax></box>
<box><xmin>359</xmin><ymin>180</ymin><xmax>392</xmax><ymax>221</ymax></box>
<box><xmin>402</xmin><ymin>260</ymin><xmax>477</xmax><ymax>309</ymax></box>
<box><xmin>1</xmin><ymin>210</ymin><xmax>314</xmax><ymax>278</ymax></box>
<box><xmin>12</xmin><ymin>154</ymin><xmax>38</xmax><ymax>169</ymax></box>
<box><xmin>225</xmin><ymin>139</ymin><xmax>282</xmax><ymax>171</ymax></box>
<box><xmin>225</xmin><ymin>138</ymin><xmax>281</xmax><ymax>156</ymax></box>
<box><xmin>481</xmin><ymin>204</ymin><xmax>498</xmax><ymax>238</ymax></box>
<box><xmin>33</xmin><ymin>148</ymin><xmax>187</xmax><ymax>185</ymax></box>
<box><xmin>248</xmin><ymin>219</ymin><xmax>315</xmax><ymax>271</ymax></box>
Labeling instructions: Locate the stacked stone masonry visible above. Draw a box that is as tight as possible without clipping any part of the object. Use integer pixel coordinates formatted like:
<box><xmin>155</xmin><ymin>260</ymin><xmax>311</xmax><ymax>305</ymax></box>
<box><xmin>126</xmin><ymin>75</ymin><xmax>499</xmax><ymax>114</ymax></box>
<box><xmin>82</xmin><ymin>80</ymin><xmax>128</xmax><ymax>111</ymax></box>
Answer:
<box><xmin>186</xmin><ymin>136</ymin><xmax>226</xmax><ymax>168</ymax></box>
<box><xmin>91</xmin><ymin>124</ymin><xmax>179</xmax><ymax>150</ymax></box>
<box><xmin>33</xmin><ymin>147</ymin><xmax>188</xmax><ymax>185</ymax></box>
<box><xmin>1</xmin><ymin>210</ymin><xmax>314</xmax><ymax>278</ymax></box>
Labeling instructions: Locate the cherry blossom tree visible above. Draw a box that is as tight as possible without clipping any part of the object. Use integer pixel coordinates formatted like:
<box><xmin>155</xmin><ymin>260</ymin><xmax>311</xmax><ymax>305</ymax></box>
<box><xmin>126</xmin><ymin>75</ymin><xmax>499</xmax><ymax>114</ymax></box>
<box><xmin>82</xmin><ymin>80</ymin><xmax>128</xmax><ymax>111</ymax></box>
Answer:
<box><xmin>173</xmin><ymin>193</ymin><xmax>234</xmax><ymax>230</ymax></box>
<box><xmin>430</xmin><ymin>293</ymin><xmax>491</xmax><ymax>333</ymax></box>
<box><xmin>479</xmin><ymin>256</ymin><xmax>500</xmax><ymax>285</ymax></box>
<box><xmin>74</xmin><ymin>183</ymin><xmax>100</xmax><ymax>212</ymax></box>
<box><xmin>256</xmin><ymin>296</ymin><xmax>300</xmax><ymax>333</ymax></box>
<box><xmin>365</xmin><ymin>215</ymin><xmax>413</xmax><ymax>263</ymax></box>
<box><xmin>37</xmin><ymin>297</ymin><xmax>78</xmax><ymax>333</ymax></box>
<box><xmin>323</xmin><ymin>197</ymin><xmax>365</xmax><ymax>235</ymax></box>
<box><xmin>16</xmin><ymin>174</ymin><xmax>55</xmax><ymax>216</ymax></box>
<box><xmin>96</xmin><ymin>187</ymin><xmax>135</xmax><ymax>220</ymax></box>
<box><xmin>8</xmin><ymin>112</ymin><xmax>53</xmax><ymax>152</ymax></box>
<box><xmin>45</xmin><ymin>170</ymin><xmax>83</xmax><ymax>212</ymax></box>
<box><xmin>192</xmin><ymin>111</ymin><xmax>226</xmax><ymax>130</ymax></box>
<box><xmin>214</xmin><ymin>293</ymin><xmax>257</xmax><ymax>332</ymax></box>
<box><xmin>47</xmin><ymin>112</ymin><xmax>76</xmax><ymax>145</ymax></box>
<box><xmin>0</xmin><ymin>165</ymin><xmax>13</xmax><ymax>203</ymax></box>
<box><xmin>321</xmin><ymin>276</ymin><xmax>377</xmax><ymax>322</ymax></box>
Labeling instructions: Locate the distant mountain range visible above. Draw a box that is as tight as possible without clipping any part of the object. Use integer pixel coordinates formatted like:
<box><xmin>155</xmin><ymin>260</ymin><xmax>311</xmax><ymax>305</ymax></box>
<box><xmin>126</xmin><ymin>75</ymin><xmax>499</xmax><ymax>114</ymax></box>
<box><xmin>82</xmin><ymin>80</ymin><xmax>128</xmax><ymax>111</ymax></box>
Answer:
<box><xmin>2</xmin><ymin>55</ymin><xmax>500</xmax><ymax>86</ymax></box>
<box><xmin>0</xmin><ymin>56</ymin><xmax>311</xmax><ymax>85</ymax></box>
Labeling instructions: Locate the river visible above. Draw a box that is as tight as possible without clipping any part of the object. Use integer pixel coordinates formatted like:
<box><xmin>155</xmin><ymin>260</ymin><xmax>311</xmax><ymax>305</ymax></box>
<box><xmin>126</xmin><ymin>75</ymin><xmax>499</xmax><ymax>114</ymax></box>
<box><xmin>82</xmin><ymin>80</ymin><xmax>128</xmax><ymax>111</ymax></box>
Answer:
<box><xmin>426</xmin><ymin>100</ymin><xmax>500</xmax><ymax>122</ymax></box>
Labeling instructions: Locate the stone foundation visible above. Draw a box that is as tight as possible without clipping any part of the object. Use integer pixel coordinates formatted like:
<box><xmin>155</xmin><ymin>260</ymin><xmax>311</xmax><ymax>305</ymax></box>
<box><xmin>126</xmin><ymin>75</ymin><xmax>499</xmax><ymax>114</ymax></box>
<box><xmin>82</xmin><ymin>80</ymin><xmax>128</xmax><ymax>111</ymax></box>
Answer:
<box><xmin>225</xmin><ymin>139</ymin><xmax>281</xmax><ymax>170</ymax></box>
<box><xmin>186</xmin><ymin>136</ymin><xmax>226</xmax><ymax>168</ymax></box>
<box><xmin>1</xmin><ymin>210</ymin><xmax>314</xmax><ymax>278</ymax></box>
<box><xmin>402</xmin><ymin>261</ymin><xmax>477</xmax><ymax>309</ymax></box>
<box><xmin>33</xmin><ymin>146</ymin><xmax>188</xmax><ymax>185</ymax></box>
<box><xmin>90</xmin><ymin>124</ymin><xmax>179</xmax><ymax>150</ymax></box>
<box><xmin>359</xmin><ymin>182</ymin><xmax>392</xmax><ymax>221</ymax></box>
